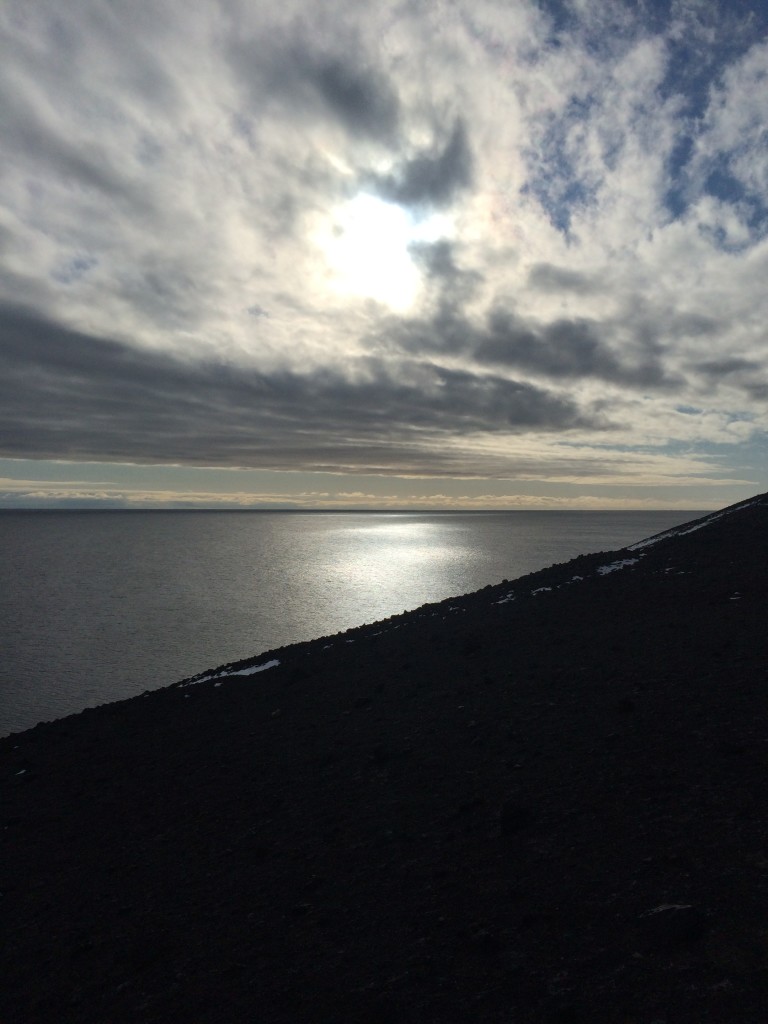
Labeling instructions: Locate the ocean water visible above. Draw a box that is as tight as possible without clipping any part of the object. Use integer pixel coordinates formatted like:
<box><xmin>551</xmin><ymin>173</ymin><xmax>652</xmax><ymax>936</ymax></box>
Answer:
<box><xmin>0</xmin><ymin>509</ymin><xmax>700</xmax><ymax>735</ymax></box>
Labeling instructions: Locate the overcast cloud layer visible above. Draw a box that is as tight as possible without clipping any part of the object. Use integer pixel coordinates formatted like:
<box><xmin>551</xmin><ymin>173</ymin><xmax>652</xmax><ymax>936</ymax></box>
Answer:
<box><xmin>0</xmin><ymin>0</ymin><xmax>766</xmax><ymax>507</ymax></box>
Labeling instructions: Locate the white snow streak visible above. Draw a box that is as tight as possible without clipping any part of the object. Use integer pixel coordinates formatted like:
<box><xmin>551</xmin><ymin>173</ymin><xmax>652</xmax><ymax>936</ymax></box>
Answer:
<box><xmin>181</xmin><ymin>658</ymin><xmax>281</xmax><ymax>687</ymax></box>
<box><xmin>223</xmin><ymin>659</ymin><xmax>281</xmax><ymax>678</ymax></box>
<box><xmin>628</xmin><ymin>501</ymin><xmax>758</xmax><ymax>551</ymax></box>
<box><xmin>596</xmin><ymin>558</ymin><xmax>640</xmax><ymax>575</ymax></box>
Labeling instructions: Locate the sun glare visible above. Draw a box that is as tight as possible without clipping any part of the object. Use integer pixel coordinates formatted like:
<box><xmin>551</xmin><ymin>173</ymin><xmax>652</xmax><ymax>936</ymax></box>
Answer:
<box><xmin>319</xmin><ymin>193</ymin><xmax>448</xmax><ymax>311</ymax></box>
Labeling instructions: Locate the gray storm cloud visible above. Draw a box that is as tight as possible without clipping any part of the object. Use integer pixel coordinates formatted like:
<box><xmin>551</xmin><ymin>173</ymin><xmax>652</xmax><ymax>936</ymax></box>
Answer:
<box><xmin>0</xmin><ymin>305</ymin><xmax>599</xmax><ymax>476</ymax></box>
<box><xmin>232</xmin><ymin>32</ymin><xmax>401</xmax><ymax>143</ymax></box>
<box><xmin>476</xmin><ymin>310</ymin><xmax>678</xmax><ymax>389</ymax></box>
<box><xmin>370</xmin><ymin>119</ymin><xmax>474</xmax><ymax>209</ymax></box>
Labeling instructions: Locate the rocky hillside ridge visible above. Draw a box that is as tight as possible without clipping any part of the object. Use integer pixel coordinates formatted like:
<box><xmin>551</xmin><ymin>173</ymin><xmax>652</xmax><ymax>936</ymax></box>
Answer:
<box><xmin>2</xmin><ymin>491</ymin><xmax>767</xmax><ymax>1023</ymax></box>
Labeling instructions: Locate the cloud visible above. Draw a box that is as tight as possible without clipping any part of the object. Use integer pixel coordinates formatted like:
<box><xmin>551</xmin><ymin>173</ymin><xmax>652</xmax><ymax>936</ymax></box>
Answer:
<box><xmin>378</xmin><ymin>301</ymin><xmax>679</xmax><ymax>390</ymax></box>
<box><xmin>410</xmin><ymin>239</ymin><xmax>483</xmax><ymax>303</ymax></box>
<box><xmin>297</xmin><ymin>52</ymin><xmax>400</xmax><ymax>142</ymax></box>
<box><xmin>0</xmin><ymin>304</ymin><xmax>596</xmax><ymax>476</ymax></box>
<box><xmin>232</xmin><ymin>30</ymin><xmax>401</xmax><ymax>143</ymax></box>
<box><xmin>0</xmin><ymin>0</ymin><xmax>766</xmax><ymax>505</ymax></box>
<box><xmin>527</xmin><ymin>263</ymin><xmax>601</xmax><ymax>294</ymax></box>
<box><xmin>693</xmin><ymin>357</ymin><xmax>760</xmax><ymax>377</ymax></box>
<box><xmin>691</xmin><ymin>40</ymin><xmax>768</xmax><ymax>206</ymax></box>
<box><xmin>0</xmin><ymin>479</ymin><xmax>735</xmax><ymax>512</ymax></box>
<box><xmin>477</xmin><ymin>309</ymin><xmax>678</xmax><ymax>389</ymax></box>
<box><xmin>370</xmin><ymin>119</ymin><xmax>473</xmax><ymax>209</ymax></box>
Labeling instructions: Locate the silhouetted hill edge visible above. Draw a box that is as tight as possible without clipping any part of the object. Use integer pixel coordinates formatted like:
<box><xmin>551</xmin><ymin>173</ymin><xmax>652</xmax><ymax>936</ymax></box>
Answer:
<box><xmin>2</xmin><ymin>491</ymin><xmax>767</xmax><ymax>1023</ymax></box>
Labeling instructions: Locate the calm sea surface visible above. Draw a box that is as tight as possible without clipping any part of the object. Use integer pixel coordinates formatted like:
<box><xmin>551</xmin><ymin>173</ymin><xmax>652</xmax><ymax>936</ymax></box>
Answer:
<box><xmin>1</xmin><ymin>509</ymin><xmax>699</xmax><ymax>735</ymax></box>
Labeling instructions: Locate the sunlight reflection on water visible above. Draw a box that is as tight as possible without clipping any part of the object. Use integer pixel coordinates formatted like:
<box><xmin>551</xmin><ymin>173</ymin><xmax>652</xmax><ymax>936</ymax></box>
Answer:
<box><xmin>1</xmin><ymin>509</ymin><xmax>699</xmax><ymax>734</ymax></box>
<box><xmin>315</xmin><ymin>515</ymin><xmax>474</xmax><ymax>614</ymax></box>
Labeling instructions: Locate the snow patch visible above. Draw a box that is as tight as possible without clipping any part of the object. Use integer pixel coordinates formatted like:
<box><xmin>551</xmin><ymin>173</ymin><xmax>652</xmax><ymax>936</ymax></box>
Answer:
<box><xmin>225</xmin><ymin>659</ymin><xmax>281</xmax><ymax>678</ymax></box>
<box><xmin>642</xmin><ymin>903</ymin><xmax>693</xmax><ymax>916</ymax></box>
<box><xmin>596</xmin><ymin>558</ymin><xmax>640</xmax><ymax>575</ymax></box>
<box><xmin>628</xmin><ymin>501</ymin><xmax>758</xmax><ymax>551</ymax></box>
<box><xmin>182</xmin><ymin>659</ymin><xmax>281</xmax><ymax>687</ymax></box>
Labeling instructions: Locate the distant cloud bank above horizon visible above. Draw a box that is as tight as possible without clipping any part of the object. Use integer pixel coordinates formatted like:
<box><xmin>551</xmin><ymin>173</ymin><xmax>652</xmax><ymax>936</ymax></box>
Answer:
<box><xmin>0</xmin><ymin>0</ymin><xmax>765</xmax><ymax>509</ymax></box>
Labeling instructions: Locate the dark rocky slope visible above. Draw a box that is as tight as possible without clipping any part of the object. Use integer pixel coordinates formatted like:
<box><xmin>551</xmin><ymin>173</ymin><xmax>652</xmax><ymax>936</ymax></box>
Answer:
<box><xmin>3</xmin><ymin>493</ymin><xmax>767</xmax><ymax>1023</ymax></box>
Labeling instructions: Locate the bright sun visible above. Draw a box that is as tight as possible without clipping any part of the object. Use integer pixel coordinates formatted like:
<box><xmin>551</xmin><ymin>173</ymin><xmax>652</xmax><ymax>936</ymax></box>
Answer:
<box><xmin>319</xmin><ymin>193</ymin><xmax>448</xmax><ymax>311</ymax></box>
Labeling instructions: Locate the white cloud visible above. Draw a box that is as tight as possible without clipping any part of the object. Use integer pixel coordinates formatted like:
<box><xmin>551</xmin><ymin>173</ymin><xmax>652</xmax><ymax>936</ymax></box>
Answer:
<box><xmin>0</xmin><ymin>0</ymin><xmax>765</xmax><ymax>505</ymax></box>
<box><xmin>694</xmin><ymin>40</ymin><xmax>768</xmax><ymax>185</ymax></box>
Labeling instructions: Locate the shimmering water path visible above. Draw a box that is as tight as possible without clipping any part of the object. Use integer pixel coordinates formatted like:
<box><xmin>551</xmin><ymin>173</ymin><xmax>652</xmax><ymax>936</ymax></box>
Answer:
<box><xmin>1</xmin><ymin>509</ymin><xmax>699</xmax><ymax>734</ymax></box>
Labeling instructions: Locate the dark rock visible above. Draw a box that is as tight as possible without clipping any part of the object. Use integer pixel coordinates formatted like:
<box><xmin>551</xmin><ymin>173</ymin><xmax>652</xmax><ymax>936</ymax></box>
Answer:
<box><xmin>498</xmin><ymin>799</ymin><xmax>536</xmax><ymax>835</ymax></box>
<box><xmin>637</xmin><ymin>903</ymin><xmax>708</xmax><ymax>948</ymax></box>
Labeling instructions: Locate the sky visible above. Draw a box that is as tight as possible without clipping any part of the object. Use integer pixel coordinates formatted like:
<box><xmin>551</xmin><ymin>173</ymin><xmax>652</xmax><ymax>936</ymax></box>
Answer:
<box><xmin>0</xmin><ymin>0</ymin><xmax>766</xmax><ymax>510</ymax></box>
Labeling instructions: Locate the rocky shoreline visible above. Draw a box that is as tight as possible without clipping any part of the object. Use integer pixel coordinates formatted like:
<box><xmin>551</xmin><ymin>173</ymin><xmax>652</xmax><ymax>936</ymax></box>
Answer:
<box><xmin>3</xmin><ymin>493</ymin><xmax>767</xmax><ymax>1022</ymax></box>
